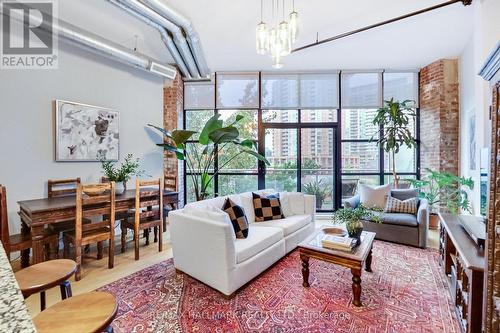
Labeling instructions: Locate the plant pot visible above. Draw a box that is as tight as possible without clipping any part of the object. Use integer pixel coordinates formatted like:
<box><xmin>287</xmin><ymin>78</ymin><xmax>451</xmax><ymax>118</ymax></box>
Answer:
<box><xmin>429</xmin><ymin>213</ymin><xmax>440</xmax><ymax>230</ymax></box>
<box><xmin>346</xmin><ymin>220</ymin><xmax>364</xmax><ymax>241</ymax></box>
<box><xmin>115</xmin><ymin>181</ymin><xmax>126</xmax><ymax>195</ymax></box>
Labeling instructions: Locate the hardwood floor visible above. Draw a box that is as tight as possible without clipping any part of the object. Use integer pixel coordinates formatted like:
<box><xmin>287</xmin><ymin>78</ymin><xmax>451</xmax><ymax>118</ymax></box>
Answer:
<box><xmin>12</xmin><ymin>231</ymin><xmax>173</xmax><ymax>317</ymax></box>
<box><xmin>12</xmin><ymin>221</ymin><xmax>440</xmax><ymax>317</ymax></box>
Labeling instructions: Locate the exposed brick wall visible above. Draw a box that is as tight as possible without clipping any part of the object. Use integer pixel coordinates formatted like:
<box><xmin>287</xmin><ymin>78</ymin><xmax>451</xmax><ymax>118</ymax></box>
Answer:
<box><xmin>419</xmin><ymin>59</ymin><xmax>460</xmax><ymax>176</ymax></box>
<box><xmin>163</xmin><ymin>73</ymin><xmax>184</xmax><ymax>206</ymax></box>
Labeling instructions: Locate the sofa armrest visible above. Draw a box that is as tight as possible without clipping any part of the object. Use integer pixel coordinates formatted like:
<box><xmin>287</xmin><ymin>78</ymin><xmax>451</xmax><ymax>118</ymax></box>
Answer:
<box><xmin>169</xmin><ymin>210</ymin><xmax>236</xmax><ymax>274</ymax></box>
<box><xmin>343</xmin><ymin>195</ymin><xmax>360</xmax><ymax>209</ymax></box>
<box><xmin>417</xmin><ymin>199</ymin><xmax>429</xmax><ymax>248</ymax></box>
<box><xmin>304</xmin><ymin>194</ymin><xmax>316</xmax><ymax>221</ymax></box>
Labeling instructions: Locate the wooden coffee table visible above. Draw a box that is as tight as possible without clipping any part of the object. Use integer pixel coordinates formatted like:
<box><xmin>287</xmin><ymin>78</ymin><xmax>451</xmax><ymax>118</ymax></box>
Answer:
<box><xmin>298</xmin><ymin>229</ymin><xmax>376</xmax><ymax>307</ymax></box>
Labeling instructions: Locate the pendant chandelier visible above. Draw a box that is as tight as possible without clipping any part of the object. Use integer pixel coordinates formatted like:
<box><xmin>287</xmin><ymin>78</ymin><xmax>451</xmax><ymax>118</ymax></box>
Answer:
<box><xmin>256</xmin><ymin>0</ymin><xmax>300</xmax><ymax>68</ymax></box>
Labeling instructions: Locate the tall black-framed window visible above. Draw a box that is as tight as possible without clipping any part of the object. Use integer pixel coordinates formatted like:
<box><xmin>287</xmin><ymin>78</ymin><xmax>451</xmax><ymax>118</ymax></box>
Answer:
<box><xmin>183</xmin><ymin>70</ymin><xmax>420</xmax><ymax>211</ymax></box>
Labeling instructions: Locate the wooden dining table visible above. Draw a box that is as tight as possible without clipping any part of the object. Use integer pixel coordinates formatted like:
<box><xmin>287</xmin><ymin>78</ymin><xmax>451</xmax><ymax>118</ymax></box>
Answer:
<box><xmin>18</xmin><ymin>190</ymin><xmax>179</xmax><ymax>267</ymax></box>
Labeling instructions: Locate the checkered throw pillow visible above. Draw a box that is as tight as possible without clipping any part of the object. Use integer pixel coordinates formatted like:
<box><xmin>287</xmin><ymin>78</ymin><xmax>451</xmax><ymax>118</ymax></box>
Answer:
<box><xmin>384</xmin><ymin>196</ymin><xmax>417</xmax><ymax>214</ymax></box>
<box><xmin>252</xmin><ymin>192</ymin><xmax>284</xmax><ymax>222</ymax></box>
<box><xmin>222</xmin><ymin>198</ymin><xmax>249</xmax><ymax>239</ymax></box>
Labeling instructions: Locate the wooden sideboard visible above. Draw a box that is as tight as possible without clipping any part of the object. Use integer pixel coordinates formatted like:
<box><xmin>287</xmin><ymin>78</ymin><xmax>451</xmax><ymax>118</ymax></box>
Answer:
<box><xmin>439</xmin><ymin>213</ymin><xmax>485</xmax><ymax>333</ymax></box>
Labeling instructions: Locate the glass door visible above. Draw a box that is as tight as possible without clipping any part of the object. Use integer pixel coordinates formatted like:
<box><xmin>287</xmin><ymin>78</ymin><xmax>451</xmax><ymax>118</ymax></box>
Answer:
<box><xmin>262</xmin><ymin>124</ymin><xmax>338</xmax><ymax>212</ymax></box>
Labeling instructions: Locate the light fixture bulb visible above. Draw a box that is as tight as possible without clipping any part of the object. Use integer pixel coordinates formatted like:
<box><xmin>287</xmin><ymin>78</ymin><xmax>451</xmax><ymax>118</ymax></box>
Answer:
<box><xmin>289</xmin><ymin>11</ymin><xmax>299</xmax><ymax>43</ymax></box>
<box><xmin>279</xmin><ymin>21</ymin><xmax>291</xmax><ymax>56</ymax></box>
<box><xmin>256</xmin><ymin>22</ymin><xmax>269</xmax><ymax>55</ymax></box>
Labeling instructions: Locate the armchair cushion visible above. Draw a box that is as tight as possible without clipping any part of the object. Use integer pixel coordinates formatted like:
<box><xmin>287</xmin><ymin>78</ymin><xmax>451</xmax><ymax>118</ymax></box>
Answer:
<box><xmin>343</xmin><ymin>195</ymin><xmax>360</xmax><ymax>209</ymax></box>
<box><xmin>385</xmin><ymin>196</ymin><xmax>418</xmax><ymax>214</ymax></box>
<box><xmin>359</xmin><ymin>184</ymin><xmax>391</xmax><ymax>210</ymax></box>
<box><xmin>235</xmin><ymin>226</ymin><xmax>283</xmax><ymax>264</ymax></box>
<box><xmin>391</xmin><ymin>189</ymin><xmax>419</xmax><ymax>201</ymax></box>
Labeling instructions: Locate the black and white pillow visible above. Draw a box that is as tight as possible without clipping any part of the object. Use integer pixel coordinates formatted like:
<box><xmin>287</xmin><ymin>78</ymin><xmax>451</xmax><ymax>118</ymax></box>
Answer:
<box><xmin>252</xmin><ymin>192</ymin><xmax>284</xmax><ymax>222</ymax></box>
<box><xmin>385</xmin><ymin>196</ymin><xmax>417</xmax><ymax>214</ymax></box>
<box><xmin>222</xmin><ymin>198</ymin><xmax>249</xmax><ymax>239</ymax></box>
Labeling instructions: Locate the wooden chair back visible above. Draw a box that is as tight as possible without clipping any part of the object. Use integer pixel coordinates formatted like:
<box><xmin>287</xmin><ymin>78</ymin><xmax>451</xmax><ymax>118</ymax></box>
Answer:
<box><xmin>134</xmin><ymin>178</ymin><xmax>163</xmax><ymax>228</ymax></box>
<box><xmin>164</xmin><ymin>175</ymin><xmax>177</xmax><ymax>192</ymax></box>
<box><xmin>76</xmin><ymin>183</ymin><xmax>115</xmax><ymax>239</ymax></box>
<box><xmin>0</xmin><ymin>185</ymin><xmax>11</xmax><ymax>251</ymax></box>
<box><xmin>48</xmin><ymin>178</ymin><xmax>81</xmax><ymax>198</ymax></box>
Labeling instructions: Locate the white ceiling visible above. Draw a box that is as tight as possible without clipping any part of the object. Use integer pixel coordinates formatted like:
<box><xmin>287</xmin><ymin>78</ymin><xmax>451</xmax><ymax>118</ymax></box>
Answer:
<box><xmin>61</xmin><ymin>0</ymin><xmax>474</xmax><ymax>72</ymax></box>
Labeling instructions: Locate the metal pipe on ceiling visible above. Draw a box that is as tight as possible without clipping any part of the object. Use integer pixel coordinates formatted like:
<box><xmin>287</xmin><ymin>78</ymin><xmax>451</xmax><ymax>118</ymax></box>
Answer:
<box><xmin>140</xmin><ymin>0</ymin><xmax>210</xmax><ymax>78</ymax></box>
<box><xmin>0</xmin><ymin>2</ymin><xmax>177</xmax><ymax>79</ymax></box>
<box><xmin>113</xmin><ymin>0</ymin><xmax>201</xmax><ymax>78</ymax></box>
<box><xmin>108</xmin><ymin>0</ymin><xmax>191</xmax><ymax>78</ymax></box>
<box><xmin>292</xmin><ymin>0</ymin><xmax>473</xmax><ymax>53</ymax></box>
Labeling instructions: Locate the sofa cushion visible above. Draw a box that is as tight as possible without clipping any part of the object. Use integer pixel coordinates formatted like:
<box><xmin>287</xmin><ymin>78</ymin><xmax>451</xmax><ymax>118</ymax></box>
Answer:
<box><xmin>391</xmin><ymin>189</ymin><xmax>418</xmax><ymax>201</ymax></box>
<box><xmin>253</xmin><ymin>214</ymin><xmax>312</xmax><ymax>236</ymax></box>
<box><xmin>222</xmin><ymin>198</ymin><xmax>249</xmax><ymax>239</ymax></box>
<box><xmin>279</xmin><ymin>192</ymin><xmax>305</xmax><ymax>217</ymax></box>
<box><xmin>234</xmin><ymin>226</ymin><xmax>283</xmax><ymax>264</ymax></box>
<box><xmin>385</xmin><ymin>196</ymin><xmax>417</xmax><ymax>215</ymax></box>
<box><xmin>366</xmin><ymin>212</ymin><xmax>418</xmax><ymax>227</ymax></box>
<box><xmin>359</xmin><ymin>184</ymin><xmax>391</xmax><ymax>210</ymax></box>
<box><xmin>253</xmin><ymin>192</ymin><xmax>285</xmax><ymax>222</ymax></box>
<box><xmin>183</xmin><ymin>204</ymin><xmax>231</xmax><ymax>224</ymax></box>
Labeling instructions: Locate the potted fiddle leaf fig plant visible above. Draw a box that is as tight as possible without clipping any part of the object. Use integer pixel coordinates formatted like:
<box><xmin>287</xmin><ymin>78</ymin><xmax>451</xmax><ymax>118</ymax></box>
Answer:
<box><xmin>371</xmin><ymin>98</ymin><xmax>417</xmax><ymax>188</ymax></box>
<box><xmin>100</xmin><ymin>154</ymin><xmax>145</xmax><ymax>194</ymax></box>
<box><xmin>409</xmin><ymin>169</ymin><xmax>474</xmax><ymax>229</ymax></box>
<box><xmin>148</xmin><ymin>113</ymin><xmax>270</xmax><ymax>201</ymax></box>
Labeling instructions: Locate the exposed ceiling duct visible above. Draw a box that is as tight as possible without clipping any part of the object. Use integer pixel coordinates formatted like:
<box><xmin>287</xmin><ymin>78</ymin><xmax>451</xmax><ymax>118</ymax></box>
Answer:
<box><xmin>0</xmin><ymin>2</ymin><xmax>177</xmax><ymax>80</ymax></box>
<box><xmin>141</xmin><ymin>0</ymin><xmax>210</xmax><ymax>77</ymax></box>
<box><xmin>110</xmin><ymin>0</ymin><xmax>202</xmax><ymax>79</ymax></box>
<box><xmin>108</xmin><ymin>0</ymin><xmax>191</xmax><ymax>78</ymax></box>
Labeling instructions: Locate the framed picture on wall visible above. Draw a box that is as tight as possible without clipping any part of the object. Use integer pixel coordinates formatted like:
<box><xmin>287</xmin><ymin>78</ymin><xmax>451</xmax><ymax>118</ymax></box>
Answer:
<box><xmin>55</xmin><ymin>100</ymin><xmax>119</xmax><ymax>162</ymax></box>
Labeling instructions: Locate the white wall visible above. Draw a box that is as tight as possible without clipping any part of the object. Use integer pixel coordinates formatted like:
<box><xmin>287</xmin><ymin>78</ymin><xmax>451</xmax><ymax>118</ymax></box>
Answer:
<box><xmin>458</xmin><ymin>0</ymin><xmax>500</xmax><ymax>215</ymax></box>
<box><xmin>0</xmin><ymin>2</ymin><xmax>168</xmax><ymax>233</ymax></box>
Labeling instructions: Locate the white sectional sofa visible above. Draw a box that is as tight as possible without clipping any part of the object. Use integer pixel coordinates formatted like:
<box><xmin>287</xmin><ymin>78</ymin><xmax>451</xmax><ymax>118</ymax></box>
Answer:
<box><xmin>169</xmin><ymin>190</ymin><xmax>316</xmax><ymax>296</ymax></box>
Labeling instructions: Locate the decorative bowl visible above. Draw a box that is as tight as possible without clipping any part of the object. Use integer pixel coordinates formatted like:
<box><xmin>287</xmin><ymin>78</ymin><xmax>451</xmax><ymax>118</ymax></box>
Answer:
<box><xmin>322</xmin><ymin>227</ymin><xmax>347</xmax><ymax>237</ymax></box>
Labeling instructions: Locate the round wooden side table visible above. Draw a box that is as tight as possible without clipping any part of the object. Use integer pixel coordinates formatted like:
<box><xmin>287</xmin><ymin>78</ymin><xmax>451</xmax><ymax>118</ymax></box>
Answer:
<box><xmin>15</xmin><ymin>259</ymin><xmax>77</xmax><ymax>311</ymax></box>
<box><xmin>33</xmin><ymin>291</ymin><xmax>117</xmax><ymax>333</ymax></box>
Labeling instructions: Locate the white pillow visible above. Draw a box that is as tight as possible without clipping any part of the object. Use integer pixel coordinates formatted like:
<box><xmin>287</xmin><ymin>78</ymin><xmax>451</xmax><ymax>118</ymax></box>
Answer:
<box><xmin>279</xmin><ymin>192</ymin><xmax>305</xmax><ymax>217</ymax></box>
<box><xmin>358</xmin><ymin>184</ymin><xmax>391</xmax><ymax>210</ymax></box>
<box><xmin>183</xmin><ymin>204</ymin><xmax>231</xmax><ymax>224</ymax></box>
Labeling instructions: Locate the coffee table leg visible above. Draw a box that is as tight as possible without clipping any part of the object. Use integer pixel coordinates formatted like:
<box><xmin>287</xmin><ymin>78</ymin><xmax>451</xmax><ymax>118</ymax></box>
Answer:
<box><xmin>300</xmin><ymin>253</ymin><xmax>310</xmax><ymax>287</ymax></box>
<box><xmin>365</xmin><ymin>248</ymin><xmax>373</xmax><ymax>272</ymax></box>
<box><xmin>351</xmin><ymin>268</ymin><xmax>362</xmax><ymax>307</ymax></box>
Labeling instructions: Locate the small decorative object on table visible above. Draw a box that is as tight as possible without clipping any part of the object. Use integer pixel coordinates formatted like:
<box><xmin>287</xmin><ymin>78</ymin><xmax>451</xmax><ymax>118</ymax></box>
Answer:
<box><xmin>332</xmin><ymin>205</ymin><xmax>380</xmax><ymax>244</ymax></box>
<box><xmin>100</xmin><ymin>153</ymin><xmax>145</xmax><ymax>194</ymax></box>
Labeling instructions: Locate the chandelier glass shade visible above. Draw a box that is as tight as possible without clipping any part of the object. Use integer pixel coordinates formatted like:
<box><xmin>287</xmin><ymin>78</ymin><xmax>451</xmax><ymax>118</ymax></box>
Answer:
<box><xmin>256</xmin><ymin>0</ymin><xmax>299</xmax><ymax>68</ymax></box>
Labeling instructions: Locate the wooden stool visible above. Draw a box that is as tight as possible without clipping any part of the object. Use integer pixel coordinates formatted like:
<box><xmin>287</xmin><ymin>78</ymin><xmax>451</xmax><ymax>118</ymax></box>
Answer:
<box><xmin>33</xmin><ymin>291</ymin><xmax>117</xmax><ymax>333</ymax></box>
<box><xmin>15</xmin><ymin>259</ymin><xmax>77</xmax><ymax>311</ymax></box>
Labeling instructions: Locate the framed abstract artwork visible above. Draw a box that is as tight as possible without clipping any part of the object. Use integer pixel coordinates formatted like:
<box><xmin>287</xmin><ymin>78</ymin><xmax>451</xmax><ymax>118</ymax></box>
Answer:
<box><xmin>55</xmin><ymin>100</ymin><xmax>119</xmax><ymax>162</ymax></box>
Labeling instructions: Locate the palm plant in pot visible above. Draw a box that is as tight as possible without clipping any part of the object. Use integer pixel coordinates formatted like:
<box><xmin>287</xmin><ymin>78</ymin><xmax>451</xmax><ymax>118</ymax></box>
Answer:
<box><xmin>409</xmin><ymin>169</ymin><xmax>474</xmax><ymax>229</ymax></box>
<box><xmin>303</xmin><ymin>179</ymin><xmax>331</xmax><ymax>209</ymax></box>
<box><xmin>148</xmin><ymin>114</ymin><xmax>269</xmax><ymax>201</ymax></box>
<box><xmin>100</xmin><ymin>154</ymin><xmax>145</xmax><ymax>194</ymax></box>
<box><xmin>332</xmin><ymin>206</ymin><xmax>380</xmax><ymax>242</ymax></box>
<box><xmin>371</xmin><ymin>98</ymin><xmax>417</xmax><ymax>188</ymax></box>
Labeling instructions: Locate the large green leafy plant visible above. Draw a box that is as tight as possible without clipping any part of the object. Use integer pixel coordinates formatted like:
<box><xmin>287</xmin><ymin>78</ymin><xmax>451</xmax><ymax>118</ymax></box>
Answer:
<box><xmin>409</xmin><ymin>169</ymin><xmax>474</xmax><ymax>214</ymax></box>
<box><xmin>303</xmin><ymin>179</ymin><xmax>331</xmax><ymax>209</ymax></box>
<box><xmin>148</xmin><ymin>114</ymin><xmax>269</xmax><ymax>201</ymax></box>
<box><xmin>371</xmin><ymin>98</ymin><xmax>417</xmax><ymax>188</ymax></box>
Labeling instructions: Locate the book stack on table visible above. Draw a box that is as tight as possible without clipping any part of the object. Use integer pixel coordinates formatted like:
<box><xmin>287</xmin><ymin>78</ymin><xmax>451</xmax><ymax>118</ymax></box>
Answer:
<box><xmin>321</xmin><ymin>234</ymin><xmax>357</xmax><ymax>251</ymax></box>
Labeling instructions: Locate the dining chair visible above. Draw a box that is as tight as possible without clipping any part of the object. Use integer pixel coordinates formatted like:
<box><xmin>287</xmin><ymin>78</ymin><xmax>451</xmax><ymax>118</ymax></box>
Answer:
<box><xmin>120</xmin><ymin>178</ymin><xmax>163</xmax><ymax>260</ymax></box>
<box><xmin>63</xmin><ymin>182</ymin><xmax>116</xmax><ymax>280</ymax></box>
<box><xmin>0</xmin><ymin>185</ymin><xmax>58</xmax><ymax>264</ymax></box>
<box><xmin>47</xmin><ymin>178</ymin><xmax>92</xmax><ymax>256</ymax></box>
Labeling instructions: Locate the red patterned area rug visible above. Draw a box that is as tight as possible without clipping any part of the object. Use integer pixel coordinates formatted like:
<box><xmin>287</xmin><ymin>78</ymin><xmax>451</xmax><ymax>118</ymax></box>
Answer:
<box><xmin>98</xmin><ymin>241</ymin><xmax>459</xmax><ymax>333</ymax></box>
